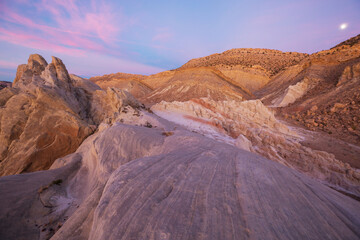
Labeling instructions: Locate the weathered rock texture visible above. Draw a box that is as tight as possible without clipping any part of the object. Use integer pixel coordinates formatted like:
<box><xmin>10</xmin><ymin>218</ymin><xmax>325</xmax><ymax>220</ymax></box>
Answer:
<box><xmin>152</xmin><ymin>98</ymin><xmax>360</xmax><ymax>197</ymax></box>
<box><xmin>0</xmin><ymin>54</ymin><xmax>141</xmax><ymax>176</ymax></box>
<box><xmin>0</xmin><ymin>120</ymin><xmax>359</xmax><ymax>240</ymax></box>
<box><xmin>257</xmin><ymin>35</ymin><xmax>360</xmax><ymax>145</ymax></box>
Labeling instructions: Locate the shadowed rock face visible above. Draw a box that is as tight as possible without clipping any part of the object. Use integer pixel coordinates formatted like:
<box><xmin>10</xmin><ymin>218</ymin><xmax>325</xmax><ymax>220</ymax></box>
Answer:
<box><xmin>0</xmin><ymin>54</ymin><xmax>142</xmax><ymax>176</ymax></box>
<box><xmin>0</xmin><ymin>122</ymin><xmax>359</xmax><ymax>240</ymax></box>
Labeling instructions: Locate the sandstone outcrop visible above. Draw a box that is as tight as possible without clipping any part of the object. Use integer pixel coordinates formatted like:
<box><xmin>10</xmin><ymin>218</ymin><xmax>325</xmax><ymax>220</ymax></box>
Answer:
<box><xmin>152</xmin><ymin>98</ymin><xmax>360</xmax><ymax>196</ymax></box>
<box><xmin>0</xmin><ymin>54</ymin><xmax>142</xmax><ymax>176</ymax></box>
<box><xmin>271</xmin><ymin>76</ymin><xmax>322</xmax><ymax>107</ymax></box>
<box><xmin>1</xmin><ymin>120</ymin><xmax>359</xmax><ymax>240</ymax></box>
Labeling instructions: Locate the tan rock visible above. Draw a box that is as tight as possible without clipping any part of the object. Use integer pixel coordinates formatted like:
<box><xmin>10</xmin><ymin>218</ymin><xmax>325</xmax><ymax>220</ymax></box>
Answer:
<box><xmin>152</xmin><ymin>98</ymin><xmax>360</xmax><ymax>195</ymax></box>
<box><xmin>0</xmin><ymin>54</ymin><xmax>142</xmax><ymax>176</ymax></box>
<box><xmin>331</xmin><ymin>103</ymin><xmax>346</xmax><ymax>112</ymax></box>
<box><xmin>1</xmin><ymin>123</ymin><xmax>360</xmax><ymax>240</ymax></box>
<box><xmin>89</xmin><ymin>72</ymin><xmax>152</xmax><ymax>98</ymax></box>
<box><xmin>144</xmin><ymin>67</ymin><xmax>250</xmax><ymax>104</ymax></box>
<box><xmin>310</xmin><ymin>105</ymin><xmax>318</xmax><ymax>111</ymax></box>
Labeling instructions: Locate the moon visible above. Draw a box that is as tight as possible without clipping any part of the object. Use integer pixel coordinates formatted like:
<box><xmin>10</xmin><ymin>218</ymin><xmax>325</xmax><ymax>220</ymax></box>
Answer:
<box><xmin>339</xmin><ymin>23</ymin><xmax>348</xmax><ymax>30</ymax></box>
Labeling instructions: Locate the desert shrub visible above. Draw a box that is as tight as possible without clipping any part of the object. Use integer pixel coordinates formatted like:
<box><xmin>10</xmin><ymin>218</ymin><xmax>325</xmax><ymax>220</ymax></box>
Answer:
<box><xmin>52</xmin><ymin>179</ymin><xmax>63</xmax><ymax>185</ymax></box>
<box><xmin>162</xmin><ymin>131</ymin><xmax>174</xmax><ymax>136</ymax></box>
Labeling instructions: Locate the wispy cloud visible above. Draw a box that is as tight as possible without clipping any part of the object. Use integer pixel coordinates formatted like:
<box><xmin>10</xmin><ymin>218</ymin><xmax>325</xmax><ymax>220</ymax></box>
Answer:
<box><xmin>0</xmin><ymin>60</ymin><xmax>19</xmax><ymax>69</ymax></box>
<box><xmin>0</xmin><ymin>27</ymin><xmax>86</xmax><ymax>56</ymax></box>
<box><xmin>0</xmin><ymin>0</ymin><xmax>121</xmax><ymax>56</ymax></box>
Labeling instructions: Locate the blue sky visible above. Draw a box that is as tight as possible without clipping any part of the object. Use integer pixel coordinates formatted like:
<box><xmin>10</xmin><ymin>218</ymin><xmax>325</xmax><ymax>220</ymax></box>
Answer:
<box><xmin>0</xmin><ymin>0</ymin><xmax>359</xmax><ymax>81</ymax></box>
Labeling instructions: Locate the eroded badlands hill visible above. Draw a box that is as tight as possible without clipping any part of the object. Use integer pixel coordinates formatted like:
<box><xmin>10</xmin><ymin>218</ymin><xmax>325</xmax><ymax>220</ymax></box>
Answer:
<box><xmin>91</xmin><ymin>49</ymin><xmax>307</xmax><ymax>99</ymax></box>
<box><xmin>144</xmin><ymin>67</ymin><xmax>252</xmax><ymax>104</ymax></box>
<box><xmin>257</xmin><ymin>34</ymin><xmax>360</xmax><ymax>146</ymax></box>
<box><xmin>89</xmin><ymin>72</ymin><xmax>152</xmax><ymax>98</ymax></box>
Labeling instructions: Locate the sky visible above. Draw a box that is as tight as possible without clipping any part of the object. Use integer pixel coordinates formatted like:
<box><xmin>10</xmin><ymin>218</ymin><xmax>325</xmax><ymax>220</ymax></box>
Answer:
<box><xmin>0</xmin><ymin>0</ymin><xmax>359</xmax><ymax>81</ymax></box>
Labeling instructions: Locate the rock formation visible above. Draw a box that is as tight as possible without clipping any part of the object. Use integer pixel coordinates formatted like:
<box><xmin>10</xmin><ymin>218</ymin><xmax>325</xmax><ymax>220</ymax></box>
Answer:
<box><xmin>0</xmin><ymin>54</ymin><xmax>142</xmax><ymax>176</ymax></box>
<box><xmin>1</xmin><ymin>118</ymin><xmax>359</xmax><ymax>240</ymax></box>
<box><xmin>152</xmin><ymin>98</ymin><xmax>360</xmax><ymax>196</ymax></box>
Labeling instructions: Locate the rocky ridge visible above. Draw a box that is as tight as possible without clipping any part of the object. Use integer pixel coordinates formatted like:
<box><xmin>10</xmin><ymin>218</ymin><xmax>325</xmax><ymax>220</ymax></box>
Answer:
<box><xmin>143</xmin><ymin>67</ymin><xmax>252</xmax><ymax>105</ymax></box>
<box><xmin>90</xmin><ymin>49</ymin><xmax>308</xmax><ymax>97</ymax></box>
<box><xmin>180</xmin><ymin>48</ymin><xmax>308</xmax><ymax>76</ymax></box>
<box><xmin>0</xmin><ymin>54</ymin><xmax>142</xmax><ymax>176</ymax></box>
<box><xmin>89</xmin><ymin>72</ymin><xmax>152</xmax><ymax>98</ymax></box>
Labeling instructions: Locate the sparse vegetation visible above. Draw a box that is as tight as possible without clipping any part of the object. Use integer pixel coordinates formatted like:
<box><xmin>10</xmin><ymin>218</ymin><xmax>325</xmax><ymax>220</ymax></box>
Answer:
<box><xmin>144</xmin><ymin>122</ymin><xmax>152</xmax><ymax>128</ymax></box>
<box><xmin>162</xmin><ymin>131</ymin><xmax>174</xmax><ymax>136</ymax></box>
<box><xmin>38</xmin><ymin>179</ymin><xmax>63</xmax><ymax>193</ymax></box>
<box><xmin>52</xmin><ymin>179</ymin><xmax>63</xmax><ymax>185</ymax></box>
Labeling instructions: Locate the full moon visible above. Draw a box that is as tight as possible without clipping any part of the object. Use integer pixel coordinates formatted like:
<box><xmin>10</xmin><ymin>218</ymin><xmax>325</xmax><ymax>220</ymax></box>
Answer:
<box><xmin>340</xmin><ymin>23</ymin><xmax>348</xmax><ymax>30</ymax></box>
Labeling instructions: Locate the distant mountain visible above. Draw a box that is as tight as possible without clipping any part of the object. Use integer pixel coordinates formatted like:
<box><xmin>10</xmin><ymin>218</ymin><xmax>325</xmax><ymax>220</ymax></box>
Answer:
<box><xmin>0</xmin><ymin>81</ymin><xmax>11</xmax><ymax>90</ymax></box>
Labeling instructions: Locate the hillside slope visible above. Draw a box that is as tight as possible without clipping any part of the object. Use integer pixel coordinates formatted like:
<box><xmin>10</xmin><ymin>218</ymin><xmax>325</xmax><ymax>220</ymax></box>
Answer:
<box><xmin>143</xmin><ymin>67</ymin><xmax>252</xmax><ymax>104</ymax></box>
<box><xmin>89</xmin><ymin>72</ymin><xmax>152</xmax><ymax>98</ymax></box>
<box><xmin>257</xmin><ymin>34</ymin><xmax>360</xmax><ymax>146</ymax></box>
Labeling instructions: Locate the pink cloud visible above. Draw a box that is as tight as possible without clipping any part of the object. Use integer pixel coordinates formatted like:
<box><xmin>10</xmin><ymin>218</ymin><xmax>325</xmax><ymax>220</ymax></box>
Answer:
<box><xmin>37</xmin><ymin>0</ymin><xmax>121</xmax><ymax>44</ymax></box>
<box><xmin>0</xmin><ymin>60</ymin><xmax>19</xmax><ymax>69</ymax></box>
<box><xmin>0</xmin><ymin>27</ymin><xmax>86</xmax><ymax>56</ymax></box>
<box><xmin>0</xmin><ymin>0</ymin><xmax>121</xmax><ymax>57</ymax></box>
<box><xmin>0</xmin><ymin>1</ymin><xmax>168</xmax><ymax>77</ymax></box>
